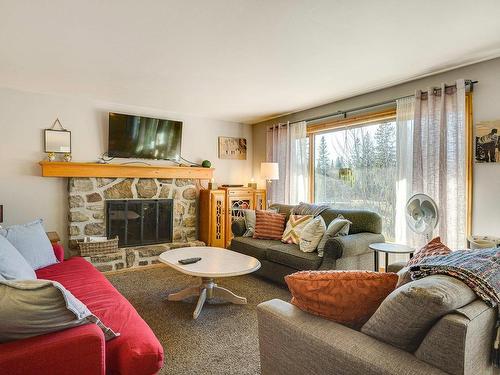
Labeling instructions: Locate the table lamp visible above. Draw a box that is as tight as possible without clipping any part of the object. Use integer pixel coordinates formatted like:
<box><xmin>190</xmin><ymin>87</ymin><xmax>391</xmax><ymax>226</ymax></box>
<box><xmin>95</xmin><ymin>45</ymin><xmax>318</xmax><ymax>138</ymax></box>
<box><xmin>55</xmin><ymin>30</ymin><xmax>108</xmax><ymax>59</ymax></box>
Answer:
<box><xmin>260</xmin><ymin>162</ymin><xmax>279</xmax><ymax>207</ymax></box>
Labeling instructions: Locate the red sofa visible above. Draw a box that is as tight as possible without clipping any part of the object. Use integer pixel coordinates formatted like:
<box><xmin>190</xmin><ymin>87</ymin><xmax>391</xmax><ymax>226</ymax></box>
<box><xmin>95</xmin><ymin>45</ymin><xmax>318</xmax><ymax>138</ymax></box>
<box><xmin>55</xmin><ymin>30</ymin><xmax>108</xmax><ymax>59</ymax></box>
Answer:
<box><xmin>0</xmin><ymin>244</ymin><xmax>164</xmax><ymax>375</ymax></box>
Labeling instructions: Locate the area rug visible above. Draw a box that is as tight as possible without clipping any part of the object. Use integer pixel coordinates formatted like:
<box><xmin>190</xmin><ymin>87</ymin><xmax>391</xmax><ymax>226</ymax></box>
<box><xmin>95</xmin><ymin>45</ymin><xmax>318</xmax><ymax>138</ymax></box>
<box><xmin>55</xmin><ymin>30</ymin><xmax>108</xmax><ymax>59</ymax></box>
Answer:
<box><xmin>107</xmin><ymin>266</ymin><xmax>290</xmax><ymax>375</ymax></box>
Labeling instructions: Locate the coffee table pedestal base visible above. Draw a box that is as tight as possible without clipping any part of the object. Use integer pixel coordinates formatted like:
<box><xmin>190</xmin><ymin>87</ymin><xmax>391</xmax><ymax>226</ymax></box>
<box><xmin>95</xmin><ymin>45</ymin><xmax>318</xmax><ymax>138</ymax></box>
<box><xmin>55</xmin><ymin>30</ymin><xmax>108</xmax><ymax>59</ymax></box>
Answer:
<box><xmin>168</xmin><ymin>277</ymin><xmax>247</xmax><ymax>319</ymax></box>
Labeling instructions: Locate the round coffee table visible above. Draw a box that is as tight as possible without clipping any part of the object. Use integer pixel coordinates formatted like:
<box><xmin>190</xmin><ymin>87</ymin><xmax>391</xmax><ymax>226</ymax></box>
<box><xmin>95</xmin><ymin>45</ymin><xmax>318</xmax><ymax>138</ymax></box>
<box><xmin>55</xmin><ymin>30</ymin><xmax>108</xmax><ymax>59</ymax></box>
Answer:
<box><xmin>159</xmin><ymin>247</ymin><xmax>261</xmax><ymax>319</ymax></box>
<box><xmin>369</xmin><ymin>242</ymin><xmax>415</xmax><ymax>272</ymax></box>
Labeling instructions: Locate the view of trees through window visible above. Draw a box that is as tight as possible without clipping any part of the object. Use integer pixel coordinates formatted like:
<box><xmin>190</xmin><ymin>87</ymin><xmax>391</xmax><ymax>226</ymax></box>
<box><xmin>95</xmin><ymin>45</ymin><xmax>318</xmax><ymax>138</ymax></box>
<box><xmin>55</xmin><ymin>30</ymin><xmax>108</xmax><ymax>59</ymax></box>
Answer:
<box><xmin>314</xmin><ymin>121</ymin><xmax>397</xmax><ymax>240</ymax></box>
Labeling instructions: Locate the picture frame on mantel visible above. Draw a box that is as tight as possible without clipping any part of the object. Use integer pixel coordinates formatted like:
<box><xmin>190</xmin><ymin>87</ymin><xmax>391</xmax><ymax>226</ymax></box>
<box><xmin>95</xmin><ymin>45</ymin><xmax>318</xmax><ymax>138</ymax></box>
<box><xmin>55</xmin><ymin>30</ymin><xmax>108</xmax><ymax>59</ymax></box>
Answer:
<box><xmin>218</xmin><ymin>136</ymin><xmax>247</xmax><ymax>160</ymax></box>
<box><xmin>44</xmin><ymin>119</ymin><xmax>71</xmax><ymax>154</ymax></box>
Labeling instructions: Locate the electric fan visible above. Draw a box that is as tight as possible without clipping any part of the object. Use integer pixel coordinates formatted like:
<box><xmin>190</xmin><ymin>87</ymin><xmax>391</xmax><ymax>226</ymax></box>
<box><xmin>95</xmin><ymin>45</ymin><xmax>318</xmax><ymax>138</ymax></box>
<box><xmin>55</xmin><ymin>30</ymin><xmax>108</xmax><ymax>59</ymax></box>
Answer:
<box><xmin>405</xmin><ymin>193</ymin><xmax>439</xmax><ymax>241</ymax></box>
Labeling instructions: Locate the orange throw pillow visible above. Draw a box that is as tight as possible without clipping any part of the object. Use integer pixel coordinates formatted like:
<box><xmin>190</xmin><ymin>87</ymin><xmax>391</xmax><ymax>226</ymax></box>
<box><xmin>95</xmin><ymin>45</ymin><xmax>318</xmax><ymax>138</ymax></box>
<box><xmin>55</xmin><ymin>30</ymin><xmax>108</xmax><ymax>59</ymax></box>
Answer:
<box><xmin>285</xmin><ymin>270</ymin><xmax>398</xmax><ymax>329</ymax></box>
<box><xmin>407</xmin><ymin>237</ymin><xmax>451</xmax><ymax>267</ymax></box>
<box><xmin>253</xmin><ymin>210</ymin><xmax>286</xmax><ymax>240</ymax></box>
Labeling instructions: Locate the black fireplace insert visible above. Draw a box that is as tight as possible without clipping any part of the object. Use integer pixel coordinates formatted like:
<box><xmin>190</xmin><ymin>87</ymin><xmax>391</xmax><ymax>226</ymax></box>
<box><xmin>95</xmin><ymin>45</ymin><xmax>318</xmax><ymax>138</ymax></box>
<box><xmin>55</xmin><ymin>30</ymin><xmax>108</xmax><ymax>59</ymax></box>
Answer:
<box><xmin>106</xmin><ymin>199</ymin><xmax>173</xmax><ymax>247</ymax></box>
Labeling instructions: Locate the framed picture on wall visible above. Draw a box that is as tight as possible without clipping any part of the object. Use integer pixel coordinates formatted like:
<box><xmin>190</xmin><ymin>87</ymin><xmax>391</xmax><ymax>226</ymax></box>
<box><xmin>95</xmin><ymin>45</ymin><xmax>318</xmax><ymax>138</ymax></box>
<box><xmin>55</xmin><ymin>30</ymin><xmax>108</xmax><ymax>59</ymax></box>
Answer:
<box><xmin>475</xmin><ymin>120</ymin><xmax>500</xmax><ymax>163</ymax></box>
<box><xmin>218</xmin><ymin>137</ymin><xmax>247</xmax><ymax>160</ymax></box>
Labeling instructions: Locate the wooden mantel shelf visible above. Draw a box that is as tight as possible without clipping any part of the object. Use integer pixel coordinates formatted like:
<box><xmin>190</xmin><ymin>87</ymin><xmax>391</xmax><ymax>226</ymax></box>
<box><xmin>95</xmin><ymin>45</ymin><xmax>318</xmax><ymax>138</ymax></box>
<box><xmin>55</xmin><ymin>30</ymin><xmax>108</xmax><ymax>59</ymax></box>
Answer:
<box><xmin>39</xmin><ymin>161</ymin><xmax>214</xmax><ymax>180</ymax></box>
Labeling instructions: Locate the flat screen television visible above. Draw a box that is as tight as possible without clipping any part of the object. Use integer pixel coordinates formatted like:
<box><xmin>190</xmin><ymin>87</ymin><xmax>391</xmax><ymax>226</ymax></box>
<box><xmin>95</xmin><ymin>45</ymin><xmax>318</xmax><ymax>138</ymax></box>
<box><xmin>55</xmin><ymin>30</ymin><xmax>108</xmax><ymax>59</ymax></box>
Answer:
<box><xmin>108</xmin><ymin>112</ymin><xmax>182</xmax><ymax>160</ymax></box>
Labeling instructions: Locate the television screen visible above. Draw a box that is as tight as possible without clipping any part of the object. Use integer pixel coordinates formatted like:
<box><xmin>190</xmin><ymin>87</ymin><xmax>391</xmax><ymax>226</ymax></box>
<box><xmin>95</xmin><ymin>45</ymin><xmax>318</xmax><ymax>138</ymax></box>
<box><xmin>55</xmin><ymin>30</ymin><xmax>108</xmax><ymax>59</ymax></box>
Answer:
<box><xmin>108</xmin><ymin>113</ymin><xmax>182</xmax><ymax>160</ymax></box>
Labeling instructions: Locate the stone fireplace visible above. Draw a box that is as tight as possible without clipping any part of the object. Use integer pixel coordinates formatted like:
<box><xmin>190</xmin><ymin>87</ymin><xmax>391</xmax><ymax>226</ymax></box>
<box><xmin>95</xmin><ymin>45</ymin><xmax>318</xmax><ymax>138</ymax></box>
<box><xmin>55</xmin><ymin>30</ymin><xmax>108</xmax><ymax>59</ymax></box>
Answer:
<box><xmin>68</xmin><ymin>177</ymin><xmax>204</xmax><ymax>271</ymax></box>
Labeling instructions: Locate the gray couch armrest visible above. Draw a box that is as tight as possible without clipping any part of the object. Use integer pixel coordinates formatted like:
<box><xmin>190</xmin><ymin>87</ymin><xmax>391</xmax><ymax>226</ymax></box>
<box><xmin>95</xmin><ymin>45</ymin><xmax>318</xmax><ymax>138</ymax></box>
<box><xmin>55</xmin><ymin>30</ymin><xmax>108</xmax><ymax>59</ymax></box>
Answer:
<box><xmin>231</xmin><ymin>219</ymin><xmax>246</xmax><ymax>237</ymax></box>
<box><xmin>415</xmin><ymin>300</ymin><xmax>497</xmax><ymax>375</ymax></box>
<box><xmin>324</xmin><ymin>232</ymin><xmax>384</xmax><ymax>259</ymax></box>
<box><xmin>257</xmin><ymin>299</ymin><xmax>447</xmax><ymax>375</ymax></box>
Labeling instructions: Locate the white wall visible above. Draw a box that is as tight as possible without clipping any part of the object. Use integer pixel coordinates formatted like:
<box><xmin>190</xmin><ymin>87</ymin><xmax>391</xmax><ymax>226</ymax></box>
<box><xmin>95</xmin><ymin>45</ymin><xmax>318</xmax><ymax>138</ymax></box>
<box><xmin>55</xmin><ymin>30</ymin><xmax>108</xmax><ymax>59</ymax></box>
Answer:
<box><xmin>252</xmin><ymin>57</ymin><xmax>500</xmax><ymax>238</ymax></box>
<box><xmin>0</xmin><ymin>87</ymin><xmax>253</xmax><ymax>245</ymax></box>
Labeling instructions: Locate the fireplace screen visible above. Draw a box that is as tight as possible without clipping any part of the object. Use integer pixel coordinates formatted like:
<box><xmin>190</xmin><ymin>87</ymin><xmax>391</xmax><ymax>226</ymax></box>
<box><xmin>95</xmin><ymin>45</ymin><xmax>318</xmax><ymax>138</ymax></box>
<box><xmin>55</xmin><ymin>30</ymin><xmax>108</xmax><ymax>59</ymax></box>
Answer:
<box><xmin>106</xmin><ymin>199</ymin><xmax>173</xmax><ymax>247</ymax></box>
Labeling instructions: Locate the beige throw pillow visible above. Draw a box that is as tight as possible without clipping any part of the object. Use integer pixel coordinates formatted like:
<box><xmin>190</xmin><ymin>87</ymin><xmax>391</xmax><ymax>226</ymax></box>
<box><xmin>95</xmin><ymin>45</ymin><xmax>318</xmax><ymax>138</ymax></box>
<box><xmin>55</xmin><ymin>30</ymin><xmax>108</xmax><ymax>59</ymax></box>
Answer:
<box><xmin>317</xmin><ymin>215</ymin><xmax>351</xmax><ymax>257</ymax></box>
<box><xmin>282</xmin><ymin>215</ymin><xmax>313</xmax><ymax>244</ymax></box>
<box><xmin>299</xmin><ymin>216</ymin><xmax>326</xmax><ymax>253</ymax></box>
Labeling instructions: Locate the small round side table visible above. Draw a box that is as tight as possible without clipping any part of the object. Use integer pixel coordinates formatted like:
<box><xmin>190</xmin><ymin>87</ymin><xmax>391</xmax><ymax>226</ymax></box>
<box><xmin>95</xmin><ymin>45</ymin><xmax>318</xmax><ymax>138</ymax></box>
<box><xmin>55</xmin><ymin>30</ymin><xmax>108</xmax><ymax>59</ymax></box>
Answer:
<box><xmin>369</xmin><ymin>243</ymin><xmax>415</xmax><ymax>272</ymax></box>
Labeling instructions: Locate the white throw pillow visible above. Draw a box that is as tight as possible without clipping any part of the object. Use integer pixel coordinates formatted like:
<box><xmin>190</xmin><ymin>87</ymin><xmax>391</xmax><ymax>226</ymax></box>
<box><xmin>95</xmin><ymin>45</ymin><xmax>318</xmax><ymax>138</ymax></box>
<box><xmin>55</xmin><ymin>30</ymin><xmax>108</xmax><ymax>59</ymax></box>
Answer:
<box><xmin>0</xmin><ymin>279</ymin><xmax>119</xmax><ymax>343</ymax></box>
<box><xmin>0</xmin><ymin>234</ymin><xmax>36</xmax><ymax>280</ymax></box>
<box><xmin>0</xmin><ymin>219</ymin><xmax>58</xmax><ymax>270</ymax></box>
<box><xmin>299</xmin><ymin>216</ymin><xmax>326</xmax><ymax>253</ymax></box>
<box><xmin>316</xmin><ymin>215</ymin><xmax>351</xmax><ymax>257</ymax></box>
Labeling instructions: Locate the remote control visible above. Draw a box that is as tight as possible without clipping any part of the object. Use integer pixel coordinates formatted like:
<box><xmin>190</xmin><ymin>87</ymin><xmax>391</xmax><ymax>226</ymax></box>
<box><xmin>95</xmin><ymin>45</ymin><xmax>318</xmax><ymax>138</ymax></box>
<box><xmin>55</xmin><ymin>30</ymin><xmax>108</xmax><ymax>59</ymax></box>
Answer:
<box><xmin>178</xmin><ymin>257</ymin><xmax>202</xmax><ymax>265</ymax></box>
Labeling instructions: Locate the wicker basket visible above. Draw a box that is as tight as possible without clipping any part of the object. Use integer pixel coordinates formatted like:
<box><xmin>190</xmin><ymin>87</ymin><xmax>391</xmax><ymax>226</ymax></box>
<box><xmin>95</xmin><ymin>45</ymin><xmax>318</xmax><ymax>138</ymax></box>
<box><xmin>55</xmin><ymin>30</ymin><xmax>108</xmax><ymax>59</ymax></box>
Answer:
<box><xmin>77</xmin><ymin>237</ymin><xmax>119</xmax><ymax>257</ymax></box>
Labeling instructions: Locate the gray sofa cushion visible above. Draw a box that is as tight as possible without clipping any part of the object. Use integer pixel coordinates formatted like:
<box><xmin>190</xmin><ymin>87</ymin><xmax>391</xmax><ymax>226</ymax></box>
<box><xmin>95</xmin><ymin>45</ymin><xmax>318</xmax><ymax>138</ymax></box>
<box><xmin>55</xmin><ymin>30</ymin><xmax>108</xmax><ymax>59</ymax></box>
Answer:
<box><xmin>230</xmin><ymin>237</ymin><xmax>278</xmax><ymax>260</ymax></box>
<box><xmin>361</xmin><ymin>275</ymin><xmax>477</xmax><ymax>352</ymax></box>
<box><xmin>266</xmin><ymin>243</ymin><xmax>322</xmax><ymax>270</ymax></box>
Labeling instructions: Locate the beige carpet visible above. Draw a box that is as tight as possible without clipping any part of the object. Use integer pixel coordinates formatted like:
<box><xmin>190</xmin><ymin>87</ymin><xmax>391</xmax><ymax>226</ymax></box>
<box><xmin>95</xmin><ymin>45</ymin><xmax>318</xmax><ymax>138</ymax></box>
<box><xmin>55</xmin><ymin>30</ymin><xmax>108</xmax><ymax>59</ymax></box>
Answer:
<box><xmin>107</xmin><ymin>266</ymin><xmax>290</xmax><ymax>375</ymax></box>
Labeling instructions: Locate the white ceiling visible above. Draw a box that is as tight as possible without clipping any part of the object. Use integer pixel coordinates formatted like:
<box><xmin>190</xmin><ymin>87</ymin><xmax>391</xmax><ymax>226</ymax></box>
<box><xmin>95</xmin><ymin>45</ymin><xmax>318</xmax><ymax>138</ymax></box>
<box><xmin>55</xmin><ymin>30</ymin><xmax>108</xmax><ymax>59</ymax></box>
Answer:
<box><xmin>1</xmin><ymin>1</ymin><xmax>500</xmax><ymax>124</ymax></box>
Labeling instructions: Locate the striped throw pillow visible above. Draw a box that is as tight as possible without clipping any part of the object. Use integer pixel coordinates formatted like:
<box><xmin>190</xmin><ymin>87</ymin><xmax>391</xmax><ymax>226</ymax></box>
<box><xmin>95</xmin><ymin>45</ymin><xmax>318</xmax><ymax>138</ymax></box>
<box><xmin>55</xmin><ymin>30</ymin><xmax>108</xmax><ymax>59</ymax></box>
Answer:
<box><xmin>282</xmin><ymin>215</ymin><xmax>313</xmax><ymax>244</ymax></box>
<box><xmin>253</xmin><ymin>210</ymin><xmax>286</xmax><ymax>240</ymax></box>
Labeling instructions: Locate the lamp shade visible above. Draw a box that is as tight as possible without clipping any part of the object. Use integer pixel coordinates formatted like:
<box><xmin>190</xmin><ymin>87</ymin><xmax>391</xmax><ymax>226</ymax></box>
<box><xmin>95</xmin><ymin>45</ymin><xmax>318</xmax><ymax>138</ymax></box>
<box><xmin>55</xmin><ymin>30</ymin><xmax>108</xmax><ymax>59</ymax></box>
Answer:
<box><xmin>261</xmin><ymin>162</ymin><xmax>279</xmax><ymax>180</ymax></box>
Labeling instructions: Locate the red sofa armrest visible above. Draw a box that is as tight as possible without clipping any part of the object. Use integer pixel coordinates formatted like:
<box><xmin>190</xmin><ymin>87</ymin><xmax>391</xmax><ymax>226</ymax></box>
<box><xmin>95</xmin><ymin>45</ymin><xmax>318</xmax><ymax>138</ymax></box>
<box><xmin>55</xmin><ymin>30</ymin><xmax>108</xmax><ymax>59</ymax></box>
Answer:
<box><xmin>52</xmin><ymin>243</ymin><xmax>65</xmax><ymax>262</ymax></box>
<box><xmin>0</xmin><ymin>324</ymin><xmax>105</xmax><ymax>375</ymax></box>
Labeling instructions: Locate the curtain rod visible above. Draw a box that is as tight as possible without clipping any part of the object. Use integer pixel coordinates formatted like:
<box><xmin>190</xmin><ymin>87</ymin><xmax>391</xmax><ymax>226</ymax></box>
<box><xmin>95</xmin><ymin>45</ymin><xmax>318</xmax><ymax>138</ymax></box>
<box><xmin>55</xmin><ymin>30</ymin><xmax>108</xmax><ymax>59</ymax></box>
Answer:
<box><xmin>268</xmin><ymin>79</ymin><xmax>477</xmax><ymax>127</ymax></box>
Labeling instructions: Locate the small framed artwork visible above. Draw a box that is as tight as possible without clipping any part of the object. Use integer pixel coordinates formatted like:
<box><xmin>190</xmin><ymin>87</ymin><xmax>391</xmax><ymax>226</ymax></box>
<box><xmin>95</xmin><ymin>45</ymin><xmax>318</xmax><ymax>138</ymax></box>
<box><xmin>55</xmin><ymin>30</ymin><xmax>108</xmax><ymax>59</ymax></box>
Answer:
<box><xmin>218</xmin><ymin>137</ymin><xmax>247</xmax><ymax>160</ymax></box>
<box><xmin>44</xmin><ymin>129</ymin><xmax>71</xmax><ymax>153</ymax></box>
<box><xmin>475</xmin><ymin>120</ymin><xmax>500</xmax><ymax>163</ymax></box>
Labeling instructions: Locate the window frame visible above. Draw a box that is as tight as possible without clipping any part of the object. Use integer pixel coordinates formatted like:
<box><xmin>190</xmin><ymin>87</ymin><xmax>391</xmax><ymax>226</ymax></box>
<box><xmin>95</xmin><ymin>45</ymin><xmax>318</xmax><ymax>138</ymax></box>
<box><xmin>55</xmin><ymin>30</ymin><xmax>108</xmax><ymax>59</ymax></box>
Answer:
<box><xmin>306</xmin><ymin>100</ymin><xmax>473</xmax><ymax>236</ymax></box>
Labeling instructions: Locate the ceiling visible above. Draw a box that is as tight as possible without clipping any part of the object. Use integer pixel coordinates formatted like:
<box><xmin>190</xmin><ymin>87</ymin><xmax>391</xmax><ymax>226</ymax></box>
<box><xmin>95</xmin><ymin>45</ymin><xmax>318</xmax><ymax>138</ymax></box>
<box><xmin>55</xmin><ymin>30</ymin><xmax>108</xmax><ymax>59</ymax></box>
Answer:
<box><xmin>1</xmin><ymin>1</ymin><xmax>500</xmax><ymax>124</ymax></box>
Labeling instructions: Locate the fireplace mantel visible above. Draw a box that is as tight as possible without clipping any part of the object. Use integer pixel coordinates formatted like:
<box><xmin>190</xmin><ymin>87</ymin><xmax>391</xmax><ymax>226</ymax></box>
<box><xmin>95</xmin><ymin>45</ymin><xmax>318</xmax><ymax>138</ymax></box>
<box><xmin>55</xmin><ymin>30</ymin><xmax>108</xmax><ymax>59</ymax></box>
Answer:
<box><xmin>39</xmin><ymin>161</ymin><xmax>214</xmax><ymax>180</ymax></box>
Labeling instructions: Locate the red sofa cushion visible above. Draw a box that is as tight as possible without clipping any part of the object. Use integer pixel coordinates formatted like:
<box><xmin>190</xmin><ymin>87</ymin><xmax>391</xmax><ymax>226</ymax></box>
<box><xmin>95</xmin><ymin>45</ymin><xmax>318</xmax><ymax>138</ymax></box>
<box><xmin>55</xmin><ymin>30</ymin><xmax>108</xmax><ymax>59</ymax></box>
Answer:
<box><xmin>36</xmin><ymin>257</ymin><xmax>164</xmax><ymax>375</ymax></box>
<box><xmin>0</xmin><ymin>324</ymin><xmax>105</xmax><ymax>375</ymax></box>
<box><xmin>51</xmin><ymin>243</ymin><xmax>65</xmax><ymax>262</ymax></box>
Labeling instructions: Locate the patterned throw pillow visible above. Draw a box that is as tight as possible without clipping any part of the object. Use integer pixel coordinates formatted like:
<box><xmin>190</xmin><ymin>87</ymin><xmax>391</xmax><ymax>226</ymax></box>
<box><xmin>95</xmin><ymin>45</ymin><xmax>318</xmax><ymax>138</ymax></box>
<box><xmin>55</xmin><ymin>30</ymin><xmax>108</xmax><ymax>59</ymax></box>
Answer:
<box><xmin>406</xmin><ymin>237</ymin><xmax>451</xmax><ymax>267</ymax></box>
<box><xmin>285</xmin><ymin>270</ymin><xmax>398</xmax><ymax>329</ymax></box>
<box><xmin>253</xmin><ymin>210</ymin><xmax>286</xmax><ymax>240</ymax></box>
<box><xmin>281</xmin><ymin>215</ymin><xmax>313</xmax><ymax>244</ymax></box>
<box><xmin>299</xmin><ymin>216</ymin><xmax>326</xmax><ymax>253</ymax></box>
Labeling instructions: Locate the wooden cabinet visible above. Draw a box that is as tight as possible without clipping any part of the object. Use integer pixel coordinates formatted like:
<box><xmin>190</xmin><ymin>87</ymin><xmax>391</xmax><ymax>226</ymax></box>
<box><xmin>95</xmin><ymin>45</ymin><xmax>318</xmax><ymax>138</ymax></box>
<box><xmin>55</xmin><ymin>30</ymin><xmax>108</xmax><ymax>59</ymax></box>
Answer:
<box><xmin>199</xmin><ymin>187</ymin><xmax>266</xmax><ymax>248</ymax></box>
<box><xmin>199</xmin><ymin>189</ymin><xmax>226</xmax><ymax>248</ymax></box>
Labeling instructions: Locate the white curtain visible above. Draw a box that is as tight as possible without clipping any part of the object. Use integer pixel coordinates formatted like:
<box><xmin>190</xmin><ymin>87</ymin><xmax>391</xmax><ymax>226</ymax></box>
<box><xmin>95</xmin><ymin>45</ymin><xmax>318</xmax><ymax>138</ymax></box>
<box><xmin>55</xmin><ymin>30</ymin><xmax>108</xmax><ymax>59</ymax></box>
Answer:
<box><xmin>266</xmin><ymin>121</ymin><xmax>309</xmax><ymax>204</ymax></box>
<box><xmin>412</xmin><ymin>79</ymin><xmax>466</xmax><ymax>249</ymax></box>
<box><xmin>395</xmin><ymin>96</ymin><xmax>416</xmax><ymax>246</ymax></box>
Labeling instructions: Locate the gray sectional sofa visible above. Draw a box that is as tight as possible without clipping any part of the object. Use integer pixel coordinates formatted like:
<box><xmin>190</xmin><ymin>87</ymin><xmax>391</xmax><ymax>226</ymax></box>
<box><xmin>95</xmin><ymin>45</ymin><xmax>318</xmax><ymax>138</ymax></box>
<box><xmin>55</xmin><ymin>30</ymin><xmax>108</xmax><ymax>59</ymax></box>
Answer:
<box><xmin>229</xmin><ymin>203</ymin><xmax>384</xmax><ymax>284</ymax></box>
<box><xmin>257</xmin><ymin>298</ymin><xmax>497</xmax><ymax>375</ymax></box>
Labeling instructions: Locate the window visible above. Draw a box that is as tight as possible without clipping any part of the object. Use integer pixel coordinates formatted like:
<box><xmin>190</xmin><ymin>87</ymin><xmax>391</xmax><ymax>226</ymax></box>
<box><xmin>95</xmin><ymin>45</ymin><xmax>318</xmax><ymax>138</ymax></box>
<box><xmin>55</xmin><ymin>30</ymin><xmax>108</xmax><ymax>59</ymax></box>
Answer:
<box><xmin>310</xmin><ymin>112</ymin><xmax>398</xmax><ymax>241</ymax></box>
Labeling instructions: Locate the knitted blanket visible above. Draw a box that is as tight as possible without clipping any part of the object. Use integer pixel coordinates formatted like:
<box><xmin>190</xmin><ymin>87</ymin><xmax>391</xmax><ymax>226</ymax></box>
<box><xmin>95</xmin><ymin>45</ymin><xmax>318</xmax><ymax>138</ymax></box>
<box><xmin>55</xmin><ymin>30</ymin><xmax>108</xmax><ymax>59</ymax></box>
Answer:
<box><xmin>410</xmin><ymin>247</ymin><xmax>500</xmax><ymax>367</ymax></box>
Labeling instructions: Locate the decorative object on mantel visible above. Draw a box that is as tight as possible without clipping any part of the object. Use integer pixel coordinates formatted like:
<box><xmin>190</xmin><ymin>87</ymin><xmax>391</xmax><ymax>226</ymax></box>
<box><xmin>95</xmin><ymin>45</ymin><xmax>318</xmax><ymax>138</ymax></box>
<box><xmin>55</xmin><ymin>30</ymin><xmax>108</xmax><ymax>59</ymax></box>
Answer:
<box><xmin>44</xmin><ymin>118</ymin><xmax>71</xmax><ymax>162</ymax></box>
<box><xmin>39</xmin><ymin>161</ymin><xmax>214</xmax><ymax>180</ymax></box>
<box><xmin>248</xmin><ymin>178</ymin><xmax>257</xmax><ymax>189</ymax></box>
<box><xmin>475</xmin><ymin>120</ymin><xmax>500</xmax><ymax>163</ymax></box>
<box><xmin>261</xmin><ymin>162</ymin><xmax>279</xmax><ymax>207</ymax></box>
<box><xmin>208</xmin><ymin>178</ymin><xmax>218</xmax><ymax>190</ymax></box>
<box><xmin>218</xmin><ymin>136</ymin><xmax>247</xmax><ymax>160</ymax></box>
<box><xmin>201</xmin><ymin>160</ymin><xmax>212</xmax><ymax>168</ymax></box>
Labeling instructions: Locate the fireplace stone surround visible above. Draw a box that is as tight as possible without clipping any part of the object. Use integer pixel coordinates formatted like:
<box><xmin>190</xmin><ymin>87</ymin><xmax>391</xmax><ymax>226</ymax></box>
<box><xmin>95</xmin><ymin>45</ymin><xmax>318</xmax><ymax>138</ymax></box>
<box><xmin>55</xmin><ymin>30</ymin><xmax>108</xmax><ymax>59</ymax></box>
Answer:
<box><xmin>68</xmin><ymin>177</ymin><xmax>204</xmax><ymax>271</ymax></box>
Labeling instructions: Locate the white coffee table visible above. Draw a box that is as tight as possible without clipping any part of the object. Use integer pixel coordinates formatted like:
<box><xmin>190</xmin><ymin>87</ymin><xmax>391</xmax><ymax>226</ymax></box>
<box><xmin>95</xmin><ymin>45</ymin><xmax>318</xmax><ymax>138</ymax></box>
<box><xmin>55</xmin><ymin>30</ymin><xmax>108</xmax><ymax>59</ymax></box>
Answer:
<box><xmin>159</xmin><ymin>247</ymin><xmax>261</xmax><ymax>319</ymax></box>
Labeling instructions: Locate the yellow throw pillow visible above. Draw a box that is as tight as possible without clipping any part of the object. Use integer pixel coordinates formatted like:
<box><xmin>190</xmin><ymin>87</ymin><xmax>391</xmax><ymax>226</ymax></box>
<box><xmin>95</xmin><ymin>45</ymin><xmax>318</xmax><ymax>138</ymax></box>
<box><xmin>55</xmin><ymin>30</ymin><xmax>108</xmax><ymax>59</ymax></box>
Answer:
<box><xmin>281</xmin><ymin>215</ymin><xmax>313</xmax><ymax>244</ymax></box>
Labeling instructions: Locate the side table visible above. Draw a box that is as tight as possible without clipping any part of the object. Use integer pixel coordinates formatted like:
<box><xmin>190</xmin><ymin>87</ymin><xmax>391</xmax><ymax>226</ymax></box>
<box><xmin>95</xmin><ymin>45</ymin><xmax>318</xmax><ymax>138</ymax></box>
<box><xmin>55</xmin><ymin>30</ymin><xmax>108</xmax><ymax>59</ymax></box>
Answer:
<box><xmin>369</xmin><ymin>242</ymin><xmax>415</xmax><ymax>272</ymax></box>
